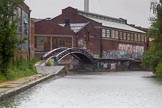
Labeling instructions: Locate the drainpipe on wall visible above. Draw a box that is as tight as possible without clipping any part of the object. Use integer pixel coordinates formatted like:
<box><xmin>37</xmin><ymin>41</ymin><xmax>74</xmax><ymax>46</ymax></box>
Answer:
<box><xmin>76</xmin><ymin>33</ymin><xmax>78</xmax><ymax>47</ymax></box>
<box><xmin>100</xmin><ymin>28</ymin><xmax>103</xmax><ymax>58</ymax></box>
<box><xmin>50</xmin><ymin>36</ymin><xmax>52</xmax><ymax>50</ymax></box>
<box><xmin>28</xmin><ymin>10</ymin><xmax>31</xmax><ymax>61</ymax></box>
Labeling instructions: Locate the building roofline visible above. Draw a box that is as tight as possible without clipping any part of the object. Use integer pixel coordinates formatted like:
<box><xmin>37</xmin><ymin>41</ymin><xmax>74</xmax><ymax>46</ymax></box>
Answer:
<box><xmin>19</xmin><ymin>2</ymin><xmax>31</xmax><ymax>13</ymax></box>
<box><xmin>78</xmin><ymin>10</ymin><xmax>127</xmax><ymax>23</ymax></box>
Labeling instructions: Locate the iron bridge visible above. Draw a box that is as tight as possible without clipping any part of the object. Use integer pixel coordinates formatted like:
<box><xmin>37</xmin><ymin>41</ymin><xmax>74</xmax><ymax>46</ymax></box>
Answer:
<box><xmin>41</xmin><ymin>47</ymin><xmax>95</xmax><ymax>65</ymax></box>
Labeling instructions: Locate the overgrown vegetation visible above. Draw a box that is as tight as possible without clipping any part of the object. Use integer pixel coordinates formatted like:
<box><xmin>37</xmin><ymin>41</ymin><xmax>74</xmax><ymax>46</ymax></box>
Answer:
<box><xmin>0</xmin><ymin>0</ymin><xmax>38</xmax><ymax>82</ymax></box>
<box><xmin>142</xmin><ymin>0</ymin><xmax>162</xmax><ymax>76</ymax></box>
<box><xmin>0</xmin><ymin>57</ymin><xmax>39</xmax><ymax>83</ymax></box>
<box><xmin>0</xmin><ymin>0</ymin><xmax>26</xmax><ymax>76</ymax></box>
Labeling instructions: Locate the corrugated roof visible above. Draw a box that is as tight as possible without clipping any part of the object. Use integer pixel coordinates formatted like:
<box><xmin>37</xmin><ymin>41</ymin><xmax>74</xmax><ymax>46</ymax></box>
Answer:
<box><xmin>78</xmin><ymin>10</ymin><xmax>126</xmax><ymax>23</ymax></box>
<box><xmin>87</xmin><ymin>17</ymin><xmax>145</xmax><ymax>33</ymax></box>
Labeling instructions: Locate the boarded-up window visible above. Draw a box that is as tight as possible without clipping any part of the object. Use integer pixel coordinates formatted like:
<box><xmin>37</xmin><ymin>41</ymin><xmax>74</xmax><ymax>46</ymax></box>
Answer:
<box><xmin>35</xmin><ymin>36</ymin><xmax>50</xmax><ymax>52</ymax></box>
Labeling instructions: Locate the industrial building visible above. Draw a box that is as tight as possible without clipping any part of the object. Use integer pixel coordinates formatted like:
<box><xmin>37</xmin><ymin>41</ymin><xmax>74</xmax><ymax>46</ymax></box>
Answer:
<box><xmin>15</xmin><ymin>2</ymin><xmax>31</xmax><ymax>59</ymax></box>
<box><xmin>31</xmin><ymin>6</ymin><xmax>146</xmax><ymax>60</ymax></box>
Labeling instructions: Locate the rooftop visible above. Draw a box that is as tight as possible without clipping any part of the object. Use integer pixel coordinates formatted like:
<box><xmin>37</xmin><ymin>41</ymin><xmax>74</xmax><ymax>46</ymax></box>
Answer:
<box><xmin>78</xmin><ymin>10</ymin><xmax>127</xmax><ymax>24</ymax></box>
<box><xmin>86</xmin><ymin>17</ymin><xmax>145</xmax><ymax>33</ymax></box>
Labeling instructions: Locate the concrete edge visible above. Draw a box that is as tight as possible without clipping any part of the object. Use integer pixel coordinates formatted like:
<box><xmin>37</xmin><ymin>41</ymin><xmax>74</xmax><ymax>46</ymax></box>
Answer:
<box><xmin>0</xmin><ymin>66</ymin><xmax>66</xmax><ymax>101</ymax></box>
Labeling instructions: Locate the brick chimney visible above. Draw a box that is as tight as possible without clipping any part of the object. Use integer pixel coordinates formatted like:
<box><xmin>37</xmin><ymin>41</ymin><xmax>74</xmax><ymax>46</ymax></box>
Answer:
<box><xmin>84</xmin><ymin>0</ymin><xmax>89</xmax><ymax>12</ymax></box>
<box><xmin>64</xmin><ymin>19</ymin><xmax>71</xmax><ymax>29</ymax></box>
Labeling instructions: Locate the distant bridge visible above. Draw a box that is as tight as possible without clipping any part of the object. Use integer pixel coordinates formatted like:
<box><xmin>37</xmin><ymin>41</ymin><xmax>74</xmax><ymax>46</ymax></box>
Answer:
<box><xmin>36</xmin><ymin>47</ymin><xmax>141</xmax><ymax>68</ymax></box>
<box><xmin>40</xmin><ymin>47</ymin><xmax>95</xmax><ymax>65</ymax></box>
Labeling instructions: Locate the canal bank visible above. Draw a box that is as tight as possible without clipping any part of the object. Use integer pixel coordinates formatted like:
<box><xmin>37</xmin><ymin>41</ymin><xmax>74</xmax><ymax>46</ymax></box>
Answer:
<box><xmin>0</xmin><ymin>66</ymin><xmax>65</xmax><ymax>101</ymax></box>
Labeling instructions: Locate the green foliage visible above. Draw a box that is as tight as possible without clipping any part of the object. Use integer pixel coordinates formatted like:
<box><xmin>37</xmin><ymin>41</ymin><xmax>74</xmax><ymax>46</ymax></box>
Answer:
<box><xmin>142</xmin><ymin>50</ymin><xmax>162</xmax><ymax>71</ymax></box>
<box><xmin>0</xmin><ymin>57</ymin><xmax>37</xmax><ymax>82</ymax></box>
<box><xmin>0</xmin><ymin>72</ymin><xmax>7</xmax><ymax>82</ymax></box>
<box><xmin>30</xmin><ymin>57</ymin><xmax>40</xmax><ymax>64</ymax></box>
<box><xmin>46</xmin><ymin>60</ymin><xmax>52</xmax><ymax>66</ymax></box>
<box><xmin>0</xmin><ymin>0</ymin><xmax>24</xmax><ymax>75</ymax></box>
<box><xmin>142</xmin><ymin>1</ymin><xmax>162</xmax><ymax>75</ymax></box>
<box><xmin>155</xmin><ymin>63</ymin><xmax>162</xmax><ymax>76</ymax></box>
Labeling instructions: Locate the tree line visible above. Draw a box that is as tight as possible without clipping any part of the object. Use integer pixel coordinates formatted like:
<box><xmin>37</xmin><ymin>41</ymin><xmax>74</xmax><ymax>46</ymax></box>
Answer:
<box><xmin>142</xmin><ymin>0</ymin><xmax>162</xmax><ymax>76</ymax></box>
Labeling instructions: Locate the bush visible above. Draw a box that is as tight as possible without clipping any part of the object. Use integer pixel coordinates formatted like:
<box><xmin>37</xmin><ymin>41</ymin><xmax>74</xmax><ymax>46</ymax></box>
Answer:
<box><xmin>46</xmin><ymin>61</ymin><xmax>51</xmax><ymax>66</ymax></box>
<box><xmin>30</xmin><ymin>57</ymin><xmax>39</xmax><ymax>64</ymax></box>
<box><xmin>142</xmin><ymin>51</ymin><xmax>161</xmax><ymax>72</ymax></box>
<box><xmin>46</xmin><ymin>59</ymin><xmax>54</xmax><ymax>66</ymax></box>
<box><xmin>0</xmin><ymin>72</ymin><xmax>7</xmax><ymax>82</ymax></box>
<box><xmin>155</xmin><ymin>63</ymin><xmax>162</xmax><ymax>76</ymax></box>
<box><xmin>0</xmin><ymin>57</ymin><xmax>37</xmax><ymax>82</ymax></box>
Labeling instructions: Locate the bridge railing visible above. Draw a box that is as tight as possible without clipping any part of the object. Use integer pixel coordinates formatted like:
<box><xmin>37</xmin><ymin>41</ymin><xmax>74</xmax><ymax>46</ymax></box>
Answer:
<box><xmin>55</xmin><ymin>48</ymin><xmax>95</xmax><ymax>63</ymax></box>
<box><xmin>41</xmin><ymin>47</ymin><xmax>67</xmax><ymax>60</ymax></box>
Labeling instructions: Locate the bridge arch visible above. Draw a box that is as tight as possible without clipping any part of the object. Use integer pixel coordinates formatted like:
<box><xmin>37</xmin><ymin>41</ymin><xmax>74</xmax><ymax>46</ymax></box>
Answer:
<box><xmin>42</xmin><ymin>47</ymin><xmax>67</xmax><ymax>60</ymax></box>
<box><xmin>44</xmin><ymin>48</ymin><xmax>95</xmax><ymax>65</ymax></box>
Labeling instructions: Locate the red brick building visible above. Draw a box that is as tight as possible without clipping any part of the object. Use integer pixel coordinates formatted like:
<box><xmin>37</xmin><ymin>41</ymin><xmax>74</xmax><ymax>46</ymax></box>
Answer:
<box><xmin>31</xmin><ymin>7</ymin><xmax>147</xmax><ymax>59</ymax></box>
<box><xmin>31</xmin><ymin>19</ymin><xmax>75</xmax><ymax>58</ymax></box>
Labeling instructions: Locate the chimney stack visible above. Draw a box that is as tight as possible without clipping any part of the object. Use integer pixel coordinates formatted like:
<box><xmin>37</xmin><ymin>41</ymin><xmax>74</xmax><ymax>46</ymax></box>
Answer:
<box><xmin>84</xmin><ymin>0</ymin><xmax>89</xmax><ymax>12</ymax></box>
<box><xmin>64</xmin><ymin>19</ymin><xmax>71</xmax><ymax>29</ymax></box>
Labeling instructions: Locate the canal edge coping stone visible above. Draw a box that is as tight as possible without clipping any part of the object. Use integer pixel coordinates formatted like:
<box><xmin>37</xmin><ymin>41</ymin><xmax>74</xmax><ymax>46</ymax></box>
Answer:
<box><xmin>0</xmin><ymin>66</ymin><xmax>65</xmax><ymax>101</ymax></box>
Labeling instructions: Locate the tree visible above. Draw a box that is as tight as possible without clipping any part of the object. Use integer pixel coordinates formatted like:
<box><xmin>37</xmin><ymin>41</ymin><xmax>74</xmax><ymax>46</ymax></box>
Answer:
<box><xmin>0</xmin><ymin>0</ymin><xmax>24</xmax><ymax>76</ymax></box>
<box><xmin>142</xmin><ymin>0</ymin><xmax>162</xmax><ymax>75</ymax></box>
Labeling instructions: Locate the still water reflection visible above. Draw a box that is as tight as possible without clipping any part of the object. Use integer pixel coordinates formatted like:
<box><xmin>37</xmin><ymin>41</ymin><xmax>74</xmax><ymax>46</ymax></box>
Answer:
<box><xmin>0</xmin><ymin>71</ymin><xmax>162</xmax><ymax>108</ymax></box>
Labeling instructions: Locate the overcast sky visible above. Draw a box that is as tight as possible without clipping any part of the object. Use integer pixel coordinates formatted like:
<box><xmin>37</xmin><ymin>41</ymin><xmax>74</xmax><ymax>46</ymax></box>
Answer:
<box><xmin>25</xmin><ymin>0</ymin><xmax>157</xmax><ymax>28</ymax></box>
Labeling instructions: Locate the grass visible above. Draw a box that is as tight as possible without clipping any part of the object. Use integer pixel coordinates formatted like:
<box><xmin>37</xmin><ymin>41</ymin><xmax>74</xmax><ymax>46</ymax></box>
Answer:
<box><xmin>0</xmin><ymin>57</ymin><xmax>39</xmax><ymax>83</ymax></box>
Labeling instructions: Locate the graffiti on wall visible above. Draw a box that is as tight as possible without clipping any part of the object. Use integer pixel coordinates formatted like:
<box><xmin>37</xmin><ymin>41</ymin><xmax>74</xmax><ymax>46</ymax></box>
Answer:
<box><xmin>118</xmin><ymin>44</ymin><xmax>144</xmax><ymax>54</ymax></box>
<box><xmin>78</xmin><ymin>38</ymin><xmax>87</xmax><ymax>49</ymax></box>
<box><xmin>102</xmin><ymin>44</ymin><xmax>144</xmax><ymax>59</ymax></box>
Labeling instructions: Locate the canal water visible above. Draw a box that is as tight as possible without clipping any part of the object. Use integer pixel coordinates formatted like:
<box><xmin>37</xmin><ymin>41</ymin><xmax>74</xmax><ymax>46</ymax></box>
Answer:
<box><xmin>1</xmin><ymin>71</ymin><xmax>162</xmax><ymax>108</ymax></box>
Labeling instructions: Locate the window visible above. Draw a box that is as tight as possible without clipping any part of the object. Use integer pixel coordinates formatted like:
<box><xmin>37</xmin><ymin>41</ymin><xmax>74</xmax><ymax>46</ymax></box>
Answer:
<box><xmin>130</xmin><ymin>33</ymin><xmax>134</xmax><ymax>41</ymax></box>
<box><xmin>106</xmin><ymin>29</ymin><xmax>111</xmax><ymax>38</ymax></box>
<box><xmin>123</xmin><ymin>32</ymin><xmax>127</xmax><ymax>40</ymax></box>
<box><xmin>114</xmin><ymin>30</ymin><xmax>118</xmax><ymax>39</ymax></box>
<box><xmin>138</xmin><ymin>34</ymin><xmax>141</xmax><ymax>42</ymax></box>
<box><xmin>135</xmin><ymin>34</ymin><xmax>138</xmax><ymax>41</ymax></box>
<box><xmin>35</xmin><ymin>36</ymin><xmax>48</xmax><ymax>51</ymax></box>
<box><xmin>119</xmin><ymin>32</ymin><xmax>123</xmax><ymax>40</ymax></box>
<box><xmin>59</xmin><ymin>39</ymin><xmax>65</xmax><ymax>47</ymax></box>
<box><xmin>141</xmin><ymin>34</ymin><xmax>145</xmax><ymax>42</ymax></box>
<box><xmin>127</xmin><ymin>33</ymin><xmax>130</xmax><ymax>40</ymax></box>
<box><xmin>102</xmin><ymin>29</ymin><xmax>111</xmax><ymax>38</ymax></box>
<box><xmin>102</xmin><ymin>29</ymin><xmax>106</xmax><ymax>38</ymax></box>
<box><xmin>66</xmin><ymin>40</ymin><xmax>72</xmax><ymax>47</ymax></box>
<box><xmin>111</xmin><ymin>30</ymin><xmax>115</xmax><ymax>39</ymax></box>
